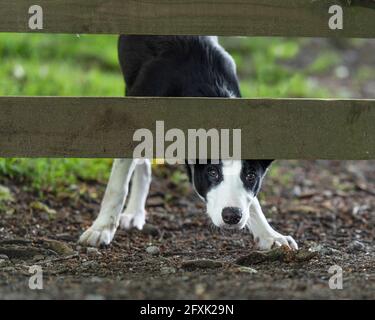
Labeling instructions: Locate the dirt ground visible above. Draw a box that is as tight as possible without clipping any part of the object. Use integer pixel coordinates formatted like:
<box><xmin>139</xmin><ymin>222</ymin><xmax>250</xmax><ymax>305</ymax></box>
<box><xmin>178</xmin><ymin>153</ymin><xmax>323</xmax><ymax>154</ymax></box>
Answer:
<box><xmin>0</xmin><ymin>160</ymin><xmax>374</xmax><ymax>299</ymax></box>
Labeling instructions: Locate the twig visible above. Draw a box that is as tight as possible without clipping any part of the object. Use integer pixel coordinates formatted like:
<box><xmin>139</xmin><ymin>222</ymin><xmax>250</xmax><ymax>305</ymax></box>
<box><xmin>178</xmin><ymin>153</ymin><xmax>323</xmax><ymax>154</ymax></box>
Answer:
<box><xmin>35</xmin><ymin>253</ymin><xmax>79</xmax><ymax>265</ymax></box>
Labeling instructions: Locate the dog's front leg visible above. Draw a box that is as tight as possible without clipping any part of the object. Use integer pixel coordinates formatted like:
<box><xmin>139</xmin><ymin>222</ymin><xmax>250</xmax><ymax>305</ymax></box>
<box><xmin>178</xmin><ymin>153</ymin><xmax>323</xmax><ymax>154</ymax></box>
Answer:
<box><xmin>79</xmin><ymin>159</ymin><xmax>138</xmax><ymax>247</ymax></box>
<box><xmin>247</xmin><ymin>197</ymin><xmax>298</xmax><ymax>251</ymax></box>
<box><xmin>120</xmin><ymin>159</ymin><xmax>152</xmax><ymax>230</ymax></box>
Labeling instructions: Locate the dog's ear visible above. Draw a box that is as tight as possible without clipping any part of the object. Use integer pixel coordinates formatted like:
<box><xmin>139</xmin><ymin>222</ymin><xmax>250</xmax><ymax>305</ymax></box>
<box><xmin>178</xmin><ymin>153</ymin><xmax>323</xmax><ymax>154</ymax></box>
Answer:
<box><xmin>259</xmin><ymin>160</ymin><xmax>274</xmax><ymax>172</ymax></box>
<box><xmin>185</xmin><ymin>161</ymin><xmax>193</xmax><ymax>182</ymax></box>
<box><xmin>185</xmin><ymin>160</ymin><xmax>199</xmax><ymax>182</ymax></box>
<box><xmin>185</xmin><ymin>159</ymin><xmax>201</xmax><ymax>182</ymax></box>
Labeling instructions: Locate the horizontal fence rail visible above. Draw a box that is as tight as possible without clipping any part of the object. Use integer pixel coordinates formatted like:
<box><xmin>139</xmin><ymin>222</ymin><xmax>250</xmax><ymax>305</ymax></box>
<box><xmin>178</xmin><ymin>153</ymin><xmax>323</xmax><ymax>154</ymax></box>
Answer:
<box><xmin>0</xmin><ymin>97</ymin><xmax>375</xmax><ymax>159</ymax></box>
<box><xmin>0</xmin><ymin>0</ymin><xmax>374</xmax><ymax>37</ymax></box>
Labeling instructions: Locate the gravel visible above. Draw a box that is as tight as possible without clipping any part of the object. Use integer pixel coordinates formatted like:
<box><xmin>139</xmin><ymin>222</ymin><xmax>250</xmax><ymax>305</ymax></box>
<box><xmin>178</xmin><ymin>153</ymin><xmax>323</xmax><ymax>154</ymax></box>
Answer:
<box><xmin>146</xmin><ymin>246</ymin><xmax>160</xmax><ymax>256</ymax></box>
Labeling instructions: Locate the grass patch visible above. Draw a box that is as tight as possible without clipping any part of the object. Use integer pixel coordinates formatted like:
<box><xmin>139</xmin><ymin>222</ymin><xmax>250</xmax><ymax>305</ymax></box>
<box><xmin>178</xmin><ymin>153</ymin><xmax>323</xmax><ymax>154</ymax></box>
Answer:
<box><xmin>308</xmin><ymin>51</ymin><xmax>341</xmax><ymax>74</ymax></box>
<box><xmin>0</xmin><ymin>159</ymin><xmax>112</xmax><ymax>192</ymax></box>
<box><xmin>0</xmin><ymin>34</ymin><xmax>352</xmax><ymax>192</ymax></box>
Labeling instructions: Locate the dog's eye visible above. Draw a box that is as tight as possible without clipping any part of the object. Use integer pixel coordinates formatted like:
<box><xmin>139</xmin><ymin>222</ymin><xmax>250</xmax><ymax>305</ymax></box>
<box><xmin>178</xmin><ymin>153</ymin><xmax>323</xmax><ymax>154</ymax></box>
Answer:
<box><xmin>245</xmin><ymin>172</ymin><xmax>256</xmax><ymax>182</ymax></box>
<box><xmin>207</xmin><ymin>167</ymin><xmax>219</xmax><ymax>180</ymax></box>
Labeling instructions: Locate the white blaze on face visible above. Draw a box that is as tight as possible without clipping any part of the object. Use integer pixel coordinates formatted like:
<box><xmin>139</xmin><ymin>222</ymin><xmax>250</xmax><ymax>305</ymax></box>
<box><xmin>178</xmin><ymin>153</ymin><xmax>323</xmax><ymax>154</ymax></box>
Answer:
<box><xmin>206</xmin><ymin>160</ymin><xmax>254</xmax><ymax>228</ymax></box>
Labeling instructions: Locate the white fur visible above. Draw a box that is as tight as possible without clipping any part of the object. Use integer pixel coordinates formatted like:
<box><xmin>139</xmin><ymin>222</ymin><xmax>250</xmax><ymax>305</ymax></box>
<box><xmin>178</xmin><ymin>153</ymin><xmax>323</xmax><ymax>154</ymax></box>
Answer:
<box><xmin>206</xmin><ymin>160</ymin><xmax>253</xmax><ymax>229</ymax></box>
<box><xmin>247</xmin><ymin>197</ymin><xmax>298</xmax><ymax>250</ymax></box>
<box><xmin>205</xmin><ymin>160</ymin><xmax>298</xmax><ymax>250</ymax></box>
<box><xmin>79</xmin><ymin>159</ymin><xmax>151</xmax><ymax>247</ymax></box>
<box><xmin>120</xmin><ymin>160</ymin><xmax>151</xmax><ymax>230</ymax></box>
<box><xmin>209</xmin><ymin>36</ymin><xmax>237</xmax><ymax>74</ymax></box>
<box><xmin>79</xmin><ymin>158</ymin><xmax>297</xmax><ymax>251</ymax></box>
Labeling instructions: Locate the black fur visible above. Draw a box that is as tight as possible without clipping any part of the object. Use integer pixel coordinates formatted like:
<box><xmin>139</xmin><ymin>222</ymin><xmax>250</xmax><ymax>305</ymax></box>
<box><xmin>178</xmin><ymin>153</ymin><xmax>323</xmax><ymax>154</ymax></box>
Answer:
<box><xmin>240</xmin><ymin>160</ymin><xmax>273</xmax><ymax>195</ymax></box>
<box><xmin>190</xmin><ymin>161</ymin><xmax>224</xmax><ymax>200</ymax></box>
<box><xmin>118</xmin><ymin>35</ymin><xmax>273</xmax><ymax>199</ymax></box>
<box><xmin>118</xmin><ymin>35</ymin><xmax>241</xmax><ymax>97</ymax></box>
<box><xmin>187</xmin><ymin>160</ymin><xmax>273</xmax><ymax>200</ymax></box>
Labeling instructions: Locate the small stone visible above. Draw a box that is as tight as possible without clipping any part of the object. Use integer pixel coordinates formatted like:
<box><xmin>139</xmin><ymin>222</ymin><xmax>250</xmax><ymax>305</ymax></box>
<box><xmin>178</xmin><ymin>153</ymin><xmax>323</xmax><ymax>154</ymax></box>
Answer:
<box><xmin>0</xmin><ymin>259</ymin><xmax>8</xmax><ymax>267</ymax></box>
<box><xmin>82</xmin><ymin>260</ymin><xmax>98</xmax><ymax>268</ymax></box>
<box><xmin>0</xmin><ymin>254</ymin><xmax>9</xmax><ymax>260</ymax></box>
<box><xmin>146</xmin><ymin>246</ymin><xmax>160</xmax><ymax>256</ymax></box>
<box><xmin>309</xmin><ymin>244</ymin><xmax>338</xmax><ymax>256</ymax></box>
<box><xmin>195</xmin><ymin>284</ymin><xmax>206</xmax><ymax>296</ymax></box>
<box><xmin>33</xmin><ymin>255</ymin><xmax>45</xmax><ymax>261</ymax></box>
<box><xmin>87</xmin><ymin>247</ymin><xmax>101</xmax><ymax>257</ymax></box>
<box><xmin>160</xmin><ymin>267</ymin><xmax>176</xmax><ymax>275</ymax></box>
<box><xmin>347</xmin><ymin>240</ymin><xmax>366</xmax><ymax>253</ymax></box>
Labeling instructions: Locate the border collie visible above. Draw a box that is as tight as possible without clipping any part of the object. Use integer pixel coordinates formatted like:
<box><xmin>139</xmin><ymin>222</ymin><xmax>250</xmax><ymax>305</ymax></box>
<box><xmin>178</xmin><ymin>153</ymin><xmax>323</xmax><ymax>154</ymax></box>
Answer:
<box><xmin>79</xmin><ymin>36</ymin><xmax>298</xmax><ymax>251</ymax></box>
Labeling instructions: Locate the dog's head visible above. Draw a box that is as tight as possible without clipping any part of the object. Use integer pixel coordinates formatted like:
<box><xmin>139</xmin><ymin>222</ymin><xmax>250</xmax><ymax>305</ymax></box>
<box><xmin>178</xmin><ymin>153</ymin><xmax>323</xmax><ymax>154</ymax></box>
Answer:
<box><xmin>187</xmin><ymin>160</ymin><xmax>273</xmax><ymax>229</ymax></box>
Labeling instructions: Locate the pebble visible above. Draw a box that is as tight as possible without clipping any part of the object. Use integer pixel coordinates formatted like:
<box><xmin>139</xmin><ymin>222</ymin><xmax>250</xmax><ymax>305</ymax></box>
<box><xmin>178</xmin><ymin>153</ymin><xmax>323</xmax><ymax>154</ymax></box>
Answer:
<box><xmin>309</xmin><ymin>244</ymin><xmax>339</xmax><ymax>256</ymax></box>
<box><xmin>0</xmin><ymin>254</ymin><xmax>9</xmax><ymax>260</ymax></box>
<box><xmin>33</xmin><ymin>255</ymin><xmax>45</xmax><ymax>261</ymax></box>
<box><xmin>195</xmin><ymin>284</ymin><xmax>206</xmax><ymax>296</ymax></box>
<box><xmin>87</xmin><ymin>247</ymin><xmax>101</xmax><ymax>257</ymax></box>
<box><xmin>347</xmin><ymin>240</ymin><xmax>366</xmax><ymax>253</ymax></box>
<box><xmin>146</xmin><ymin>246</ymin><xmax>160</xmax><ymax>256</ymax></box>
<box><xmin>82</xmin><ymin>260</ymin><xmax>98</xmax><ymax>268</ymax></box>
<box><xmin>0</xmin><ymin>259</ymin><xmax>8</xmax><ymax>267</ymax></box>
<box><xmin>160</xmin><ymin>267</ymin><xmax>176</xmax><ymax>275</ymax></box>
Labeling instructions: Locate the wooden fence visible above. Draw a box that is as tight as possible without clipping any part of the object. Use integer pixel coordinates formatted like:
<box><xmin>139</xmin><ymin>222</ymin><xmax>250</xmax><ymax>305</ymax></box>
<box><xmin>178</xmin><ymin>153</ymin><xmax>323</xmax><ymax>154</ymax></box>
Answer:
<box><xmin>0</xmin><ymin>0</ymin><xmax>375</xmax><ymax>159</ymax></box>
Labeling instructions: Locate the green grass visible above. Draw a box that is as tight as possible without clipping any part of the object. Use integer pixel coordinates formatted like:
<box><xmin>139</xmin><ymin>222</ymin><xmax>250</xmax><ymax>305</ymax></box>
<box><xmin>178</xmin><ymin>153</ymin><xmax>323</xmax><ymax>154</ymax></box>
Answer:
<box><xmin>0</xmin><ymin>158</ymin><xmax>112</xmax><ymax>192</ymax></box>
<box><xmin>0</xmin><ymin>33</ymin><xmax>123</xmax><ymax>96</ymax></box>
<box><xmin>307</xmin><ymin>51</ymin><xmax>341</xmax><ymax>74</ymax></box>
<box><xmin>0</xmin><ymin>34</ymin><xmax>123</xmax><ymax>191</ymax></box>
<box><xmin>0</xmin><ymin>34</ymin><xmax>357</xmax><ymax>192</ymax></box>
<box><xmin>224</xmin><ymin>37</ymin><xmax>332</xmax><ymax>98</ymax></box>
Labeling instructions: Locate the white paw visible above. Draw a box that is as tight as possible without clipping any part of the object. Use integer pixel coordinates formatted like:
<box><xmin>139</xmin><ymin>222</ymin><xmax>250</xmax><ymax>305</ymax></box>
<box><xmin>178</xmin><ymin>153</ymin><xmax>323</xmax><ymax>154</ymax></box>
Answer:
<box><xmin>255</xmin><ymin>231</ymin><xmax>298</xmax><ymax>251</ymax></box>
<box><xmin>79</xmin><ymin>224</ymin><xmax>117</xmax><ymax>247</ymax></box>
<box><xmin>119</xmin><ymin>209</ymin><xmax>146</xmax><ymax>230</ymax></box>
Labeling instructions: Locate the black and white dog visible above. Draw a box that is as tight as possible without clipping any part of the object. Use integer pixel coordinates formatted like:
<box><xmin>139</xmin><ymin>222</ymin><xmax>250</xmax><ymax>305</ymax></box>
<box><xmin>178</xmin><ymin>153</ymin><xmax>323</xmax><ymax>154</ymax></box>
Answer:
<box><xmin>79</xmin><ymin>36</ymin><xmax>298</xmax><ymax>251</ymax></box>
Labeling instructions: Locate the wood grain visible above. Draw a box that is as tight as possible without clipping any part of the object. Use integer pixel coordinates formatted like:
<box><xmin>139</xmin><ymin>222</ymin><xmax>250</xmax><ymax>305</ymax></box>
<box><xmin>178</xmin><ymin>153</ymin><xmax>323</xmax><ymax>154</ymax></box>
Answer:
<box><xmin>1</xmin><ymin>97</ymin><xmax>375</xmax><ymax>159</ymax></box>
<box><xmin>0</xmin><ymin>0</ymin><xmax>374</xmax><ymax>37</ymax></box>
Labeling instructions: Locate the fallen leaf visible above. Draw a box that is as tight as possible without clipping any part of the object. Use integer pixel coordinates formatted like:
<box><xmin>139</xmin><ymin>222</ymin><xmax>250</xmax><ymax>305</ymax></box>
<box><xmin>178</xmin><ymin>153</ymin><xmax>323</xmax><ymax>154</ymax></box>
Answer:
<box><xmin>0</xmin><ymin>185</ymin><xmax>14</xmax><ymax>202</ymax></box>
<box><xmin>236</xmin><ymin>245</ymin><xmax>318</xmax><ymax>266</ymax></box>
<box><xmin>30</xmin><ymin>201</ymin><xmax>57</xmax><ymax>216</ymax></box>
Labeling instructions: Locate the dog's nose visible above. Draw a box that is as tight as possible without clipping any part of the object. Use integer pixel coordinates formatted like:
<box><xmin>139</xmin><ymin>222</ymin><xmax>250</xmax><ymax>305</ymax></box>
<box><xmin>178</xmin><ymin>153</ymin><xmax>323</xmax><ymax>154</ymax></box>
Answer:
<box><xmin>221</xmin><ymin>207</ymin><xmax>242</xmax><ymax>225</ymax></box>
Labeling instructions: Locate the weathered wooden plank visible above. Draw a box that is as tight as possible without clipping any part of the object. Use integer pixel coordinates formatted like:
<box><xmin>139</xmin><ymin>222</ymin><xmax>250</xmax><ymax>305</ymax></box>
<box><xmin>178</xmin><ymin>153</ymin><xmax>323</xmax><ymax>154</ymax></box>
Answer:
<box><xmin>0</xmin><ymin>97</ymin><xmax>374</xmax><ymax>159</ymax></box>
<box><xmin>0</xmin><ymin>0</ymin><xmax>374</xmax><ymax>37</ymax></box>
